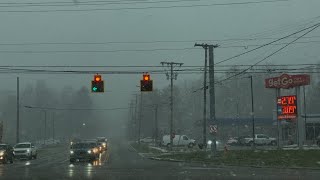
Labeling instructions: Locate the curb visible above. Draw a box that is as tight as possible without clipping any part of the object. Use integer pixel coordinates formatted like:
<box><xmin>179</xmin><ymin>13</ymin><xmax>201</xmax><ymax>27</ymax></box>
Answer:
<box><xmin>148</xmin><ymin>157</ymin><xmax>320</xmax><ymax>170</ymax></box>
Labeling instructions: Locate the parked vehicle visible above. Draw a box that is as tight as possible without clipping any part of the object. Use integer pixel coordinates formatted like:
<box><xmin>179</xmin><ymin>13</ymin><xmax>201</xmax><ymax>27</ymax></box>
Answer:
<box><xmin>162</xmin><ymin>135</ymin><xmax>196</xmax><ymax>148</ymax></box>
<box><xmin>140</xmin><ymin>137</ymin><xmax>154</xmax><ymax>144</ymax></box>
<box><xmin>13</xmin><ymin>142</ymin><xmax>37</xmax><ymax>160</ymax></box>
<box><xmin>238</xmin><ymin>135</ymin><xmax>251</xmax><ymax>146</ymax></box>
<box><xmin>243</xmin><ymin>134</ymin><xmax>277</xmax><ymax>146</ymax></box>
<box><xmin>0</xmin><ymin>144</ymin><xmax>14</xmax><ymax>164</ymax></box>
<box><xmin>227</xmin><ymin>137</ymin><xmax>239</xmax><ymax>145</ymax></box>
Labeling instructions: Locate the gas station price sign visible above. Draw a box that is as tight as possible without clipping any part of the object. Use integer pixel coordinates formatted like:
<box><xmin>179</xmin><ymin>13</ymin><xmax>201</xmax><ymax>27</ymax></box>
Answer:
<box><xmin>277</xmin><ymin>95</ymin><xmax>297</xmax><ymax>120</ymax></box>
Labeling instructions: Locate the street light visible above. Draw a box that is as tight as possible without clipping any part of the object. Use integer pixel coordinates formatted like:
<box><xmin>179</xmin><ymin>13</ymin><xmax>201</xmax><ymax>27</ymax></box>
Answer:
<box><xmin>24</xmin><ymin>105</ymin><xmax>47</xmax><ymax>145</ymax></box>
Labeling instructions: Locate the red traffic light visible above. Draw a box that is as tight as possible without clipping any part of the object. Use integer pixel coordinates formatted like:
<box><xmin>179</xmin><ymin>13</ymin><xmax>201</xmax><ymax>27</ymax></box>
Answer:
<box><xmin>143</xmin><ymin>74</ymin><xmax>150</xmax><ymax>81</ymax></box>
<box><xmin>94</xmin><ymin>74</ymin><xmax>102</xmax><ymax>82</ymax></box>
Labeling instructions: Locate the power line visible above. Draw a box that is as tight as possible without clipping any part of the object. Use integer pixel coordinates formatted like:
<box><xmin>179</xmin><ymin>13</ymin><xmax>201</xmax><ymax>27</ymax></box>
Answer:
<box><xmin>1</xmin><ymin>36</ymin><xmax>320</xmax><ymax>46</ymax></box>
<box><xmin>215</xmin><ymin>22</ymin><xmax>320</xmax><ymax>65</ymax></box>
<box><xmin>24</xmin><ymin>105</ymin><xmax>130</xmax><ymax>111</ymax></box>
<box><xmin>0</xmin><ymin>64</ymin><xmax>318</xmax><ymax>68</ymax></box>
<box><xmin>215</xmin><ymin>23</ymin><xmax>320</xmax><ymax>84</ymax></box>
<box><xmin>0</xmin><ymin>39</ymin><xmax>319</xmax><ymax>54</ymax></box>
<box><xmin>0</xmin><ymin>69</ymin><xmax>319</xmax><ymax>75</ymax></box>
<box><xmin>0</xmin><ymin>0</ymin><xmax>203</xmax><ymax>7</ymax></box>
<box><xmin>0</xmin><ymin>48</ymin><xmax>195</xmax><ymax>54</ymax></box>
<box><xmin>0</xmin><ymin>0</ymin><xmax>290</xmax><ymax>13</ymax></box>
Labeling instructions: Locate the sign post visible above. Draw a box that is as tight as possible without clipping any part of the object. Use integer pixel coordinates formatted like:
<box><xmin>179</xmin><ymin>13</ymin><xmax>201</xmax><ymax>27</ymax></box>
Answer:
<box><xmin>209</xmin><ymin>125</ymin><xmax>217</xmax><ymax>154</ymax></box>
<box><xmin>265</xmin><ymin>74</ymin><xmax>310</xmax><ymax>149</ymax></box>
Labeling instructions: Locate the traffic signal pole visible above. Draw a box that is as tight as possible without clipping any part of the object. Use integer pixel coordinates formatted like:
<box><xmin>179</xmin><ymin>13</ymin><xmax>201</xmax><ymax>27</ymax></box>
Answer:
<box><xmin>135</xmin><ymin>94</ymin><xmax>138</xmax><ymax>140</ymax></box>
<box><xmin>138</xmin><ymin>92</ymin><xmax>142</xmax><ymax>144</ymax></box>
<box><xmin>154</xmin><ymin>104</ymin><xmax>158</xmax><ymax>146</ymax></box>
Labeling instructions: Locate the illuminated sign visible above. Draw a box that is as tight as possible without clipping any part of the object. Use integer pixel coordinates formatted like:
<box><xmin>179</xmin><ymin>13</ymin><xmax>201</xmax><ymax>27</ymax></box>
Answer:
<box><xmin>265</xmin><ymin>74</ymin><xmax>310</xmax><ymax>89</ymax></box>
<box><xmin>277</xmin><ymin>95</ymin><xmax>297</xmax><ymax>120</ymax></box>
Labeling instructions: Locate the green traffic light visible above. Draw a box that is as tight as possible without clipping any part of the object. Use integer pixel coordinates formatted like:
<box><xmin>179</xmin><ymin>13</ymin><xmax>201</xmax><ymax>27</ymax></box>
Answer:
<box><xmin>92</xmin><ymin>87</ymin><xmax>98</xmax><ymax>91</ymax></box>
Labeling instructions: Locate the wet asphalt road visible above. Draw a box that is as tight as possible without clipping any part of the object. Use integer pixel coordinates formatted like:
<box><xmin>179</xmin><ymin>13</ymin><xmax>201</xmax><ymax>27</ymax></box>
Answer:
<box><xmin>1</xmin><ymin>141</ymin><xmax>320</xmax><ymax>180</ymax></box>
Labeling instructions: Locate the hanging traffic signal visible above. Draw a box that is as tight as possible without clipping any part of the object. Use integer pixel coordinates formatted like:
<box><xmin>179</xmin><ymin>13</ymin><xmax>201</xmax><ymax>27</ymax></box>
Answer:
<box><xmin>140</xmin><ymin>74</ymin><xmax>153</xmax><ymax>92</ymax></box>
<box><xmin>91</xmin><ymin>74</ymin><xmax>104</xmax><ymax>93</ymax></box>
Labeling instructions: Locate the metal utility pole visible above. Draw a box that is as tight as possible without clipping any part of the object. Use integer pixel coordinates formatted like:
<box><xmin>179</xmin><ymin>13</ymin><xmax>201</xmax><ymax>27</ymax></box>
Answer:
<box><xmin>154</xmin><ymin>104</ymin><xmax>158</xmax><ymax>146</ymax></box>
<box><xmin>161</xmin><ymin>61</ymin><xmax>183</xmax><ymax>150</ymax></box>
<box><xmin>43</xmin><ymin>110</ymin><xmax>47</xmax><ymax>145</ymax></box>
<box><xmin>16</xmin><ymin>77</ymin><xmax>20</xmax><ymax>143</ymax></box>
<box><xmin>52</xmin><ymin>112</ymin><xmax>55</xmax><ymax>142</ymax></box>
<box><xmin>276</xmin><ymin>89</ymin><xmax>281</xmax><ymax>149</ymax></box>
<box><xmin>303</xmin><ymin>86</ymin><xmax>307</xmax><ymax>143</ymax></box>
<box><xmin>138</xmin><ymin>92</ymin><xmax>142</xmax><ymax>144</ymax></box>
<box><xmin>236</xmin><ymin>101</ymin><xmax>240</xmax><ymax>137</ymax></box>
<box><xmin>249</xmin><ymin>75</ymin><xmax>255</xmax><ymax>149</ymax></box>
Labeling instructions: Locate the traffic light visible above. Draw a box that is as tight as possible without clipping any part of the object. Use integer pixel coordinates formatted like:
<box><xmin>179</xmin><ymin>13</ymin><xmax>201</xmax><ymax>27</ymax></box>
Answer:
<box><xmin>91</xmin><ymin>74</ymin><xmax>104</xmax><ymax>93</ymax></box>
<box><xmin>140</xmin><ymin>74</ymin><xmax>153</xmax><ymax>92</ymax></box>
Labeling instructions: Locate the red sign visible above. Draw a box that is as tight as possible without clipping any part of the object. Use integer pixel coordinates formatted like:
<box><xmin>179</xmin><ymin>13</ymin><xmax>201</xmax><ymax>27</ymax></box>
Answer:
<box><xmin>265</xmin><ymin>74</ymin><xmax>310</xmax><ymax>89</ymax></box>
<box><xmin>277</xmin><ymin>95</ymin><xmax>297</xmax><ymax>120</ymax></box>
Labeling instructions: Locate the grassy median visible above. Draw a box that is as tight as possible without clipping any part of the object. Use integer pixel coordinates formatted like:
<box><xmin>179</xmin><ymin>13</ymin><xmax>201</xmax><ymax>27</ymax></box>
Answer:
<box><xmin>158</xmin><ymin>150</ymin><xmax>320</xmax><ymax>168</ymax></box>
<box><xmin>130</xmin><ymin>142</ymin><xmax>163</xmax><ymax>154</ymax></box>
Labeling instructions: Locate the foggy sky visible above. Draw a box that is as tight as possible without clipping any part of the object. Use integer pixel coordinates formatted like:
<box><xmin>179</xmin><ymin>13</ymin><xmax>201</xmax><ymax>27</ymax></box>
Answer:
<box><xmin>0</xmin><ymin>0</ymin><xmax>320</xmax><ymax>130</ymax></box>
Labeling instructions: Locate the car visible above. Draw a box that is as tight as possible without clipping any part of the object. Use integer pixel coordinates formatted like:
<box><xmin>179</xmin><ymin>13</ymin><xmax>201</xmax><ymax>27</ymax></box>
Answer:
<box><xmin>243</xmin><ymin>134</ymin><xmax>277</xmax><ymax>146</ymax></box>
<box><xmin>70</xmin><ymin>141</ymin><xmax>100</xmax><ymax>163</ymax></box>
<box><xmin>13</xmin><ymin>142</ymin><xmax>37</xmax><ymax>160</ymax></box>
<box><xmin>227</xmin><ymin>137</ymin><xmax>239</xmax><ymax>145</ymax></box>
<box><xmin>162</xmin><ymin>135</ymin><xmax>196</xmax><ymax>148</ymax></box>
<box><xmin>238</xmin><ymin>135</ymin><xmax>251</xmax><ymax>146</ymax></box>
<box><xmin>0</xmin><ymin>144</ymin><xmax>14</xmax><ymax>164</ymax></box>
<box><xmin>97</xmin><ymin>137</ymin><xmax>108</xmax><ymax>151</ymax></box>
<box><xmin>140</xmin><ymin>137</ymin><xmax>154</xmax><ymax>144</ymax></box>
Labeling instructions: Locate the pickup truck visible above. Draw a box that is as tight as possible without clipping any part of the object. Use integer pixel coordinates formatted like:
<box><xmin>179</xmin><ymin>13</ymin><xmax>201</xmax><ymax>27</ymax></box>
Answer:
<box><xmin>243</xmin><ymin>134</ymin><xmax>277</xmax><ymax>146</ymax></box>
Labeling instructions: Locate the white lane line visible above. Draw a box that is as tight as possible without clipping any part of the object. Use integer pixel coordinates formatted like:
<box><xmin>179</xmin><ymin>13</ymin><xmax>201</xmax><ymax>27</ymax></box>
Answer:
<box><xmin>184</xmin><ymin>167</ymin><xmax>223</xmax><ymax>170</ymax></box>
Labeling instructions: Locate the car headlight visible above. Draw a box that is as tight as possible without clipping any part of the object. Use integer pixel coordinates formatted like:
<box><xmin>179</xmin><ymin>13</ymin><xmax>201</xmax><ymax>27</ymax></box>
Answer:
<box><xmin>207</xmin><ymin>140</ymin><xmax>212</xmax><ymax>145</ymax></box>
<box><xmin>0</xmin><ymin>151</ymin><xmax>4</xmax><ymax>156</ymax></box>
<box><xmin>216</xmin><ymin>141</ymin><xmax>219</xmax><ymax>145</ymax></box>
<box><xmin>27</xmin><ymin>149</ymin><xmax>30</xmax><ymax>153</ymax></box>
<box><xmin>70</xmin><ymin>150</ymin><xmax>74</xmax><ymax>154</ymax></box>
<box><xmin>102</xmin><ymin>143</ymin><xmax>106</xmax><ymax>147</ymax></box>
<box><xmin>87</xmin><ymin>150</ymin><xmax>92</xmax><ymax>154</ymax></box>
<box><xmin>93</xmin><ymin>148</ymin><xmax>99</xmax><ymax>154</ymax></box>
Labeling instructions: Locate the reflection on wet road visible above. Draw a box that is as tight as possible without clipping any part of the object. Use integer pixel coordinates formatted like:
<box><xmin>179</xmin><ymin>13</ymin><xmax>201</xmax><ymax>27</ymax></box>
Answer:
<box><xmin>0</xmin><ymin>142</ymin><xmax>320</xmax><ymax>180</ymax></box>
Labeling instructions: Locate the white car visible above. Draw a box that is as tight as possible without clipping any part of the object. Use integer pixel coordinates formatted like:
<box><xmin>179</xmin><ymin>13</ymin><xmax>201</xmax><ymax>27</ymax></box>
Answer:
<box><xmin>244</xmin><ymin>134</ymin><xmax>277</xmax><ymax>146</ymax></box>
<box><xmin>227</xmin><ymin>137</ymin><xmax>239</xmax><ymax>145</ymax></box>
<box><xmin>162</xmin><ymin>135</ymin><xmax>196</xmax><ymax>148</ymax></box>
<box><xmin>13</xmin><ymin>142</ymin><xmax>37</xmax><ymax>160</ymax></box>
<box><xmin>140</xmin><ymin>137</ymin><xmax>154</xmax><ymax>143</ymax></box>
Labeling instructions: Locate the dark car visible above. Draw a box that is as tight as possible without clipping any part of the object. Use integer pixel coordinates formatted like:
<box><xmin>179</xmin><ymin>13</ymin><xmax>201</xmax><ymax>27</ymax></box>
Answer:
<box><xmin>97</xmin><ymin>137</ymin><xmax>108</xmax><ymax>151</ymax></box>
<box><xmin>70</xmin><ymin>142</ymin><xmax>100</xmax><ymax>163</ymax></box>
<box><xmin>0</xmin><ymin>144</ymin><xmax>14</xmax><ymax>164</ymax></box>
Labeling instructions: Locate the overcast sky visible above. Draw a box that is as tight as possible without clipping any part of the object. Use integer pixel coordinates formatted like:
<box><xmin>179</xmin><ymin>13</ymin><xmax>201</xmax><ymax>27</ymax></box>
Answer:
<box><xmin>0</xmin><ymin>0</ymin><xmax>320</xmax><ymax>123</ymax></box>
